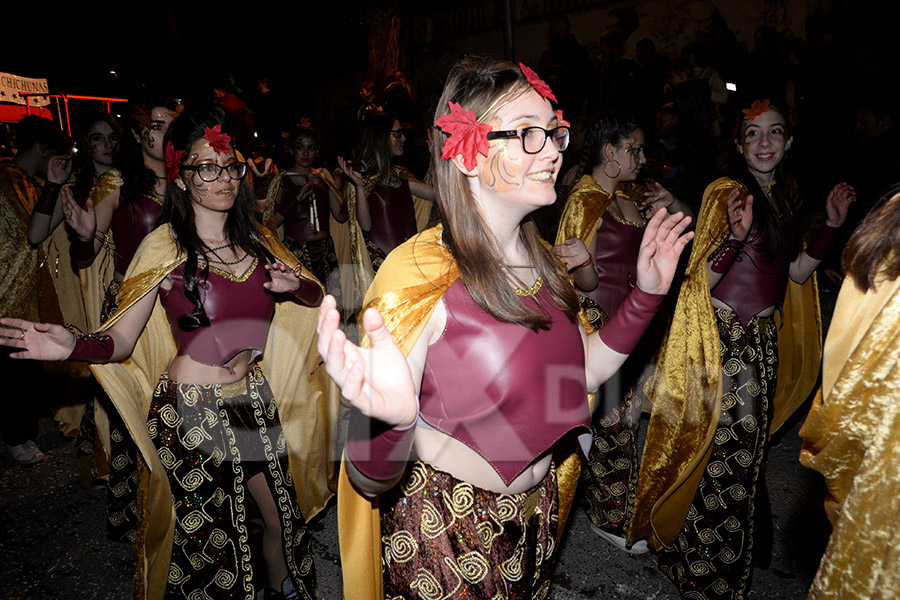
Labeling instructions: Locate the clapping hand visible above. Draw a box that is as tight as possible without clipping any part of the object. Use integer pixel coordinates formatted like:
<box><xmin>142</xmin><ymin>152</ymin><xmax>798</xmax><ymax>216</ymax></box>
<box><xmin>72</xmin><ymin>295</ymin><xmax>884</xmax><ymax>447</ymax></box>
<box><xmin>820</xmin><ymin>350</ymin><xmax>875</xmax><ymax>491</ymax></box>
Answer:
<box><xmin>61</xmin><ymin>187</ymin><xmax>96</xmax><ymax>242</ymax></box>
<box><xmin>825</xmin><ymin>182</ymin><xmax>856</xmax><ymax>227</ymax></box>
<box><xmin>635</xmin><ymin>209</ymin><xmax>694</xmax><ymax>295</ymax></box>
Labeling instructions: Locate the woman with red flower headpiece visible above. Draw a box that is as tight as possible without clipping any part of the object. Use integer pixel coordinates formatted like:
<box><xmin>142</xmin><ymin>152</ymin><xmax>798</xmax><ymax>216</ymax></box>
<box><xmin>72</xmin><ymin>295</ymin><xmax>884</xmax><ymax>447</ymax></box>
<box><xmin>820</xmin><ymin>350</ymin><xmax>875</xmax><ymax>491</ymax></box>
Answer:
<box><xmin>316</xmin><ymin>56</ymin><xmax>693</xmax><ymax>599</ymax></box>
<box><xmin>0</xmin><ymin>105</ymin><xmax>338</xmax><ymax>600</ymax></box>
<box><xmin>628</xmin><ymin>97</ymin><xmax>855</xmax><ymax>598</ymax></box>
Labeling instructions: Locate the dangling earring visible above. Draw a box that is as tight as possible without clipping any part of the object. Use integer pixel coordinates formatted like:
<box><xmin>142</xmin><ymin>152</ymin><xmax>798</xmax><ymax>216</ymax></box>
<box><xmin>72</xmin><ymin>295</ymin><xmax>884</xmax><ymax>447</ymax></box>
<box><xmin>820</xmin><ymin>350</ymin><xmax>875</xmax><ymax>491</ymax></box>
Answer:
<box><xmin>603</xmin><ymin>160</ymin><xmax>621</xmax><ymax>179</ymax></box>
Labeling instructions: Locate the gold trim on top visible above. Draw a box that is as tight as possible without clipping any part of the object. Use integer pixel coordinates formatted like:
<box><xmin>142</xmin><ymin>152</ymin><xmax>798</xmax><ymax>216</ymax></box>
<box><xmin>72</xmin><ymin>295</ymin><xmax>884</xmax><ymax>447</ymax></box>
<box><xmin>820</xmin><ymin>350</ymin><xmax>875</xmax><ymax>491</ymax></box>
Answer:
<box><xmin>198</xmin><ymin>256</ymin><xmax>259</xmax><ymax>282</ymax></box>
<box><xmin>514</xmin><ymin>276</ymin><xmax>543</xmax><ymax>297</ymax></box>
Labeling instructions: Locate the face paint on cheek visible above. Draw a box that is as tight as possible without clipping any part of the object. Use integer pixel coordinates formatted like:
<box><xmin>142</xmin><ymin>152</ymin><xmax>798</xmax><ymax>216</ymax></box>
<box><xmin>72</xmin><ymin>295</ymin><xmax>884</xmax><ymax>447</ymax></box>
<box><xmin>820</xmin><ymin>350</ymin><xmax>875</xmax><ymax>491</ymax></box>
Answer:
<box><xmin>143</xmin><ymin>129</ymin><xmax>155</xmax><ymax>149</ymax></box>
<box><xmin>481</xmin><ymin>141</ymin><xmax>524</xmax><ymax>192</ymax></box>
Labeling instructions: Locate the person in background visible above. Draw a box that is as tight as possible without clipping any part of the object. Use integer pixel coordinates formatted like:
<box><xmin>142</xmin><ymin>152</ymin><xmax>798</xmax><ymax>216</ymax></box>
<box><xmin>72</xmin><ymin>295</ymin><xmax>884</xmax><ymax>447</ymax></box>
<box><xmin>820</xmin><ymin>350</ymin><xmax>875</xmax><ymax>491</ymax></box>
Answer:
<box><xmin>556</xmin><ymin>111</ymin><xmax>693</xmax><ymax>554</ymax></box>
<box><xmin>0</xmin><ymin>115</ymin><xmax>71</xmax><ymax>465</ymax></box>
<box><xmin>630</xmin><ymin>97</ymin><xmax>854</xmax><ymax>598</ymax></box>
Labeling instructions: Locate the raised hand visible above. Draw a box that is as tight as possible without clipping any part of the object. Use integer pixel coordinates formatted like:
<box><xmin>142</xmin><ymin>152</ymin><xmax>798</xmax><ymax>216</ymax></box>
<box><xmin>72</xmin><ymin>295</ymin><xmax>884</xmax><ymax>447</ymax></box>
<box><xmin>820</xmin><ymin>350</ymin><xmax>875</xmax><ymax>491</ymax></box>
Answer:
<box><xmin>825</xmin><ymin>182</ymin><xmax>856</xmax><ymax>227</ymax></box>
<box><xmin>635</xmin><ymin>209</ymin><xmax>694</xmax><ymax>295</ymax></box>
<box><xmin>263</xmin><ymin>261</ymin><xmax>306</xmax><ymax>294</ymax></box>
<box><xmin>553</xmin><ymin>237</ymin><xmax>591</xmax><ymax>272</ymax></box>
<box><xmin>0</xmin><ymin>318</ymin><xmax>75</xmax><ymax>361</ymax></box>
<box><xmin>47</xmin><ymin>155</ymin><xmax>73</xmax><ymax>185</ymax></box>
<box><xmin>727</xmin><ymin>188</ymin><xmax>754</xmax><ymax>241</ymax></box>
<box><xmin>61</xmin><ymin>187</ymin><xmax>96</xmax><ymax>242</ymax></box>
<box><xmin>337</xmin><ymin>156</ymin><xmax>365</xmax><ymax>187</ymax></box>
<box><xmin>640</xmin><ymin>179</ymin><xmax>676</xmax><ymax>213</ymax></box>
<box><xmin>316</xmin><ymin>295</ymin><xmax>417</xmax><ymax>428</ymax></box>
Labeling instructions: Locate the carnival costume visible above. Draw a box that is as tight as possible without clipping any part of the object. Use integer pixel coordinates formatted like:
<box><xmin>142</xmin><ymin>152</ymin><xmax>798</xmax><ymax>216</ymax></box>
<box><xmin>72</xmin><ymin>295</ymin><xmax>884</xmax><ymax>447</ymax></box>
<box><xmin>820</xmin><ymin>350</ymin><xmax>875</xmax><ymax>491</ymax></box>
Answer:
<box><xmin>72</xmin><ymin>168</ymin><xmax>165</xmax><ymax>542</ymax></box>
<box><xmin>0</xmin><ymin>163</ymin><xmax>86</xmax><ymax>449</ymax></box>
<box><xmin>800</xmin><ymin>270</ymin><xmax>900</xmax><ymax>599</ymax></box>
<box><xmin>629</xmin><ymin>177</ymin><xmax>821</xmax><ymax>598</ymax></box>
<box><xmin>556</xmin><ymin>175</ymin><xmax>658</xmax><ymax>545</ymax></box>
<box><xmin>343</xmin><ymin>166</ymin><xmax>432</xmax><ymax>314</ymax></box>
<box><xmin>263</xmin><ymin>169</ymin><xmax>344</xmax><ymax>307</ymax></box>
<box><xmin>337</xmin><ymin>225</ymin><xmax>593</xmax><ymax>599</ymax></box>
<box><xmin>89</xmin><ymin>224</ymin><xmax>339</xmax><ymax>600</ymax></box>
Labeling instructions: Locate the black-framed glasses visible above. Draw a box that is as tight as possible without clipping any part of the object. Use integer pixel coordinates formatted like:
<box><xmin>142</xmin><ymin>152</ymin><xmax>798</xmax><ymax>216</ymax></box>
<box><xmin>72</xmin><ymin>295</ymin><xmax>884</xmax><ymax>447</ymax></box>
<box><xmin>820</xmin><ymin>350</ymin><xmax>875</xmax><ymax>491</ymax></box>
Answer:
<box><xmin>181</xmin><ymin>162</ymin><xmax>248</xmax><ymax>182</ymax></box>
<box><xmin>486</xmin><ymin>126</ymin><xmax>570</xmax><ymax>154</ymax></box>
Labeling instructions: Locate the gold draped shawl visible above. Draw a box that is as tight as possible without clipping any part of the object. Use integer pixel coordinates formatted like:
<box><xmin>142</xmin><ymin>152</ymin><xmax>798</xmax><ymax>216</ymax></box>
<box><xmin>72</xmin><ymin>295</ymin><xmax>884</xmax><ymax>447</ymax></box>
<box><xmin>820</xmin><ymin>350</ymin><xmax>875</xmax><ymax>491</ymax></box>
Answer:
<box><xmin>554</xmin><ymin>174</ymin><xmax>614</xmax><ymax>247</ymax></box>
<box><xmin>337</xmin><ymin>225</ymin><xmax>588</xmax><ymax>599</ymax></box>
<box><xmin>343</xmin><ymin>166</ymin><xmax>433</xmax><ymax>317</ymax></box>
<box><xmin>799</xmin><ymin>271</ymin><xmax>900</xmax><ymax>599</ymax></box>
<box><xmin>90</xmin><ymin>225</ymin><xmax>339</xmax><ymax>600</ymax></box>
<box><xmin>0</xmin><ymin>164</ymin><xmax>44</xmax><ymax>322</ymax></box>
<box><xmin>628</xmin><ymin>177</ymin><xmax>821</xmax><ymax>548</ymax></box>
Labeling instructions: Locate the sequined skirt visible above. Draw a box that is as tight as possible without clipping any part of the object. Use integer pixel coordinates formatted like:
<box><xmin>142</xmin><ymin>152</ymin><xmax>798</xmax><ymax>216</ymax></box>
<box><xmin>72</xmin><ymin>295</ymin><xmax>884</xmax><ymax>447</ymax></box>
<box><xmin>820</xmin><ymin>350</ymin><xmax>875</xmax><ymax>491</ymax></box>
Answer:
<box><xmin>658</xmin><ymin>308</ymin><xmax>777</xmax><ymax>599</ymax></box>
<box><xmin>380</xmin><ymin>460</ymin><xmax>559</xmax><ymax>600</ymax></box>
<box><xmin>148</xmin><ymin>365</ymin><xmax>317</xmax><ymax>599</ymax></box>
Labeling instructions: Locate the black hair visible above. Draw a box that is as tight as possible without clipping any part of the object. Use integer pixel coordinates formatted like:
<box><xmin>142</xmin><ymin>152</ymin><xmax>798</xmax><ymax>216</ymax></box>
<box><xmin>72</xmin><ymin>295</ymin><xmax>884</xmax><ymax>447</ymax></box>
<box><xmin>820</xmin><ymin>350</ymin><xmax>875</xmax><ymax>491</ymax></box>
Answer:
<box><xmin>14</xmin><ymin>115</ymin><xmax>70</xmax><ymax>154</ymax></box>
<box><xmin>71</xmin><ymin>110</ymin><xmax>124</xmax><ymax>202</ymax></box>
<box><xmin>575</xmin><ymin>111</ymin><xmax>640</xmax><ymax>182</ymax></box>
<box><xmin>160</xmin><ymin>104</ymin><xmax>273</xmax><ymax>331</ymax></box>
<box><xmin>357</xmin><ymin>111</ymin><xmax>400</xmax><ymax>185</ymax></box>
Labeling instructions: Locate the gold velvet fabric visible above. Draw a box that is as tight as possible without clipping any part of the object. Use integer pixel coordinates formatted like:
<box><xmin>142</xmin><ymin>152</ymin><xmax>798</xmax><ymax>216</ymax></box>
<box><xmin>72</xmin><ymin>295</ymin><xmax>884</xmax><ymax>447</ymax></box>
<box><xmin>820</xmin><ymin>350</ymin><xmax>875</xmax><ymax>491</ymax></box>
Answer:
<box><xmin>628</xmin><ymin>177</ymin><xmax>821</xmax><ymax>549</ymax></box>
<box><xmin>800</xmin><ymin>271</ymin><xmax>900</xmax><ymax>599</ymax></box>
<box><xmin>554</xmin><ymin>174</ymin><xmax>614</xmax><ymax>247</ymax></box>
<box><xmin>0</xmin><ymin>163</ymin><xmax>44</xmax><ymax>322</ymax></box>
<box><xmin>90</xmin><ymin>225</ymin><xmax>339</xmax><ymax>600</ymax></box>
<box><xmin>336</xmin><ymin>225</ymin><xmax>589</xmax><ymax>599</ymax></box>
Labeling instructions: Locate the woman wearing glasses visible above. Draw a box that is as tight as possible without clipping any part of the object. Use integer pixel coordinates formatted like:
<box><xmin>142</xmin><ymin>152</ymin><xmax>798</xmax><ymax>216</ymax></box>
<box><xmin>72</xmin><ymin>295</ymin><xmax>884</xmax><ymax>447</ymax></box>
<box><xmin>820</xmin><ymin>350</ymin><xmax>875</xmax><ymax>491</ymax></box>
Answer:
<box><xmin>316</xmin><ymin>58</ymin><xmax>693</xmax><ymax>599</ymax></box>
<box><xmin>0</xmin><ymin>105</ymin><xmax>337</xmax><ymax>600</ymax></box>
<box><xmin>337</xmin><ymin>111</ymin><xmax>434</xmax><ymax>311</ymax></box>
<box><xmin>554</xmin><ymin>112</ymin><xmax>693</xmax><ymax>554</ymax></box>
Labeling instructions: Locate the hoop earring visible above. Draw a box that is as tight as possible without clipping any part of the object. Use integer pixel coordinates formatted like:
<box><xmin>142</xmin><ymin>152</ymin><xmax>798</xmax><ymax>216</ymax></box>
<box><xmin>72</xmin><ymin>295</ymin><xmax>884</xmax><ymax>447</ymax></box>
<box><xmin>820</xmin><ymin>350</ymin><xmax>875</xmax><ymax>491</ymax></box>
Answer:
<box><xmin>603</xmin><ymin>160</ymin><xmax>621</xmax><ymax>179</ymax></box>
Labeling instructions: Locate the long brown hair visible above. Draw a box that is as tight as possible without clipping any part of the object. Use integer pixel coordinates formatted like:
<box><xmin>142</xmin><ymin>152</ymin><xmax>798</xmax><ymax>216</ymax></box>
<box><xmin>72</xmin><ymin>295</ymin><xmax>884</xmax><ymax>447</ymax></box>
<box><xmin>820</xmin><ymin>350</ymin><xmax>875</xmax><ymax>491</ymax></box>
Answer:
<box><xmin>842</xmin><ymin>185</ymin><xmax>900</xmax><ymax>292</ymax></box>
<box><xmin>431</xmin><ymin>56</ymin><xmax>579</xmax><ymax>330</ymax></box>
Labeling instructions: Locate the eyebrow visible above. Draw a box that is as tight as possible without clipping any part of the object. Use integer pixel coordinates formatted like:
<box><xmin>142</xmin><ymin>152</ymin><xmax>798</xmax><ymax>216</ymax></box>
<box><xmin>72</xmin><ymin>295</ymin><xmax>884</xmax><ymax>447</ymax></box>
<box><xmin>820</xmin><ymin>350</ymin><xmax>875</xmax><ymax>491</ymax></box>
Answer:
<box><xmin>506</xmin><ymin>113</ymin><xmax>557</xmax><ymax>127</ymax></box>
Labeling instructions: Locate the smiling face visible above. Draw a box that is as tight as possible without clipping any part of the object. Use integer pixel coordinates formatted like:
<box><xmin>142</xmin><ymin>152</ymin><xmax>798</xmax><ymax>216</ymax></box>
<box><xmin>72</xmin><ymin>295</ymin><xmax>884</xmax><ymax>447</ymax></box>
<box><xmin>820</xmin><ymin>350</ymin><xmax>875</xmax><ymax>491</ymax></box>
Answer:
<box><xmin>177</xmin><ymin>137</ymin><xmax>242</xmax><ymax>214</ymax></box>
<box><xmin>737</xmin><ymin>109</ymin><xmax>792</xmax><ymax>176</ymax></box>
<box><xmin>140</xmin><ymin>106</ymin><xmax>177</xmax><ymax>161</ymax></box>
<box><xmin>86</xmin><ymin>120</ymin><xmax>120</xmax><ymax>170</ymax></box>
<box><xmin>475</xmin><ymin>88</ymin><xmax>562</xmax><ymax>218</ymax></box>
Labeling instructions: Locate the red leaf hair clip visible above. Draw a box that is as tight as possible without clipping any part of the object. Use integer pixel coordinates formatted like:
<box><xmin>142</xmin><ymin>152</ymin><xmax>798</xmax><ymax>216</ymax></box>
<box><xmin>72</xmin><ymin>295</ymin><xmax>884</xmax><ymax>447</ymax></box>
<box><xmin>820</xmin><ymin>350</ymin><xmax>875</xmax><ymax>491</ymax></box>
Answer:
<box><xmin>165</xmin><ymin>142</ymin><xmax>184</xmax><ymax>182</ymax></box>
<box><xmin>434</xmin><ymin>102</ymin><xmax>492</xmax><ymax>170</ymax></box>
<box><xmin>203</xmin><ymin>124</ymin><xmax>232</xmax><ymax>154</ymax></box>
<box><xmin>519</xmin><ymin>63</ymin><xmax>557</xmax><ymax>104</ymax></box>
<box><xmin>554</xmin><ymin>110</ymin><xmax>571</xmax><ymax>128</ymax></box>
<box><xmin>742</xmin><ymin>99</ymin><xmax>771</xmax><ymax>121</ymax></box>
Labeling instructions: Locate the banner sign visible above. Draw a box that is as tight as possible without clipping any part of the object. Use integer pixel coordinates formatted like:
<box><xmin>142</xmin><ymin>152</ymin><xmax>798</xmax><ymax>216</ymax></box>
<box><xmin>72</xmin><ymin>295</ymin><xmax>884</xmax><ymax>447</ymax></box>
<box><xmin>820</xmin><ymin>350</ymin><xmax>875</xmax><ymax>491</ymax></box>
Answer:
<box><xmin>0</xmin><ymin>73</ymin><xmax>50</xmax><ymax>107</ymax></box>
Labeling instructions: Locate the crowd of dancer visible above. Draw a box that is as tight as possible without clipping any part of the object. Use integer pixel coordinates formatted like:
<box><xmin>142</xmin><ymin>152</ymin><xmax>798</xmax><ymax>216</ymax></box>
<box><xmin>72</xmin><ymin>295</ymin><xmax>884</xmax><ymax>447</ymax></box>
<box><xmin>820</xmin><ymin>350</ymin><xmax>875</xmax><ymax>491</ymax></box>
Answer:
<box><xmin>0</xmin><ymin>16</ymin><xmax>897</xmax><ymax>600</ymax></box>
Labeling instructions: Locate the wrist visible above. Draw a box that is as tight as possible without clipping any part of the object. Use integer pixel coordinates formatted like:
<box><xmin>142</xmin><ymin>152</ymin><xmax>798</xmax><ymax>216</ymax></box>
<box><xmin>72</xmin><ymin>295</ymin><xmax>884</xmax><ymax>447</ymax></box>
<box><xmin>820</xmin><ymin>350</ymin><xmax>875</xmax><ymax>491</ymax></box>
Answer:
<box><xmin>599</xmin><ymin>286</ymin><xmax>665</xmax><ymax>354</ymax></box>
<box><xmin>65</xmin><ymin>325</ymin><xmax>115</xmax><ymax>363</ymax></box>
<box><xmin>806</xmin><ymin>223</ymin><xmax>840</xmax><ymax>260</ymax></box>
<box><xmin>34</xmin><ymin>181</ymin><xmax>61</xmax><ymax>216</ymax></box>
<box><xmin>573</xmin><ymin>253</ymin><xmax>594</xmax><ymax>272</ymax></box>
<box><xmin>70</xmin><ymin>235</ymin><xmax>96</xmax><ymax>262</ymax></box>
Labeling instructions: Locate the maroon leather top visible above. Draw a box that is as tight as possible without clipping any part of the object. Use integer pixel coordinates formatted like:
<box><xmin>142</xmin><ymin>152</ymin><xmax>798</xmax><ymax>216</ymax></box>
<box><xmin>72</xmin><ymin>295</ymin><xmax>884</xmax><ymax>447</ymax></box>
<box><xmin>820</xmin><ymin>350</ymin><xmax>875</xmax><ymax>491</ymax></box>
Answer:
<box><xmin>278</xmin><ymin>176</ymin><xmax>332</xmax><ymax>243</ymax></box>
<box><xmin>158</xmin><ymin>258</ymin><xmax>274</xmax><ymax>368</ymax></box>
<box><xmin>364</xmin><ymin>179</ymin><xmax>416</xmax><ymax>255</ymax></box>
<box><xmin>418</xmin><ymin>280</ymin><xmax>591</xmax><ymax>486</ymax></box>
<box><xmin>587</xmin><ymin>214</ymin><xmax>644</xmax><ymax>314</ymax></box>
<box><xmin>111</xmin><ymin>193</ymin><xmax>162</xmax><ymax>275</ymax></box>
<box><xmin>711</xmin><ymin>226</ymin><xmax>793</xmax><ymax>325</ymax></box>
